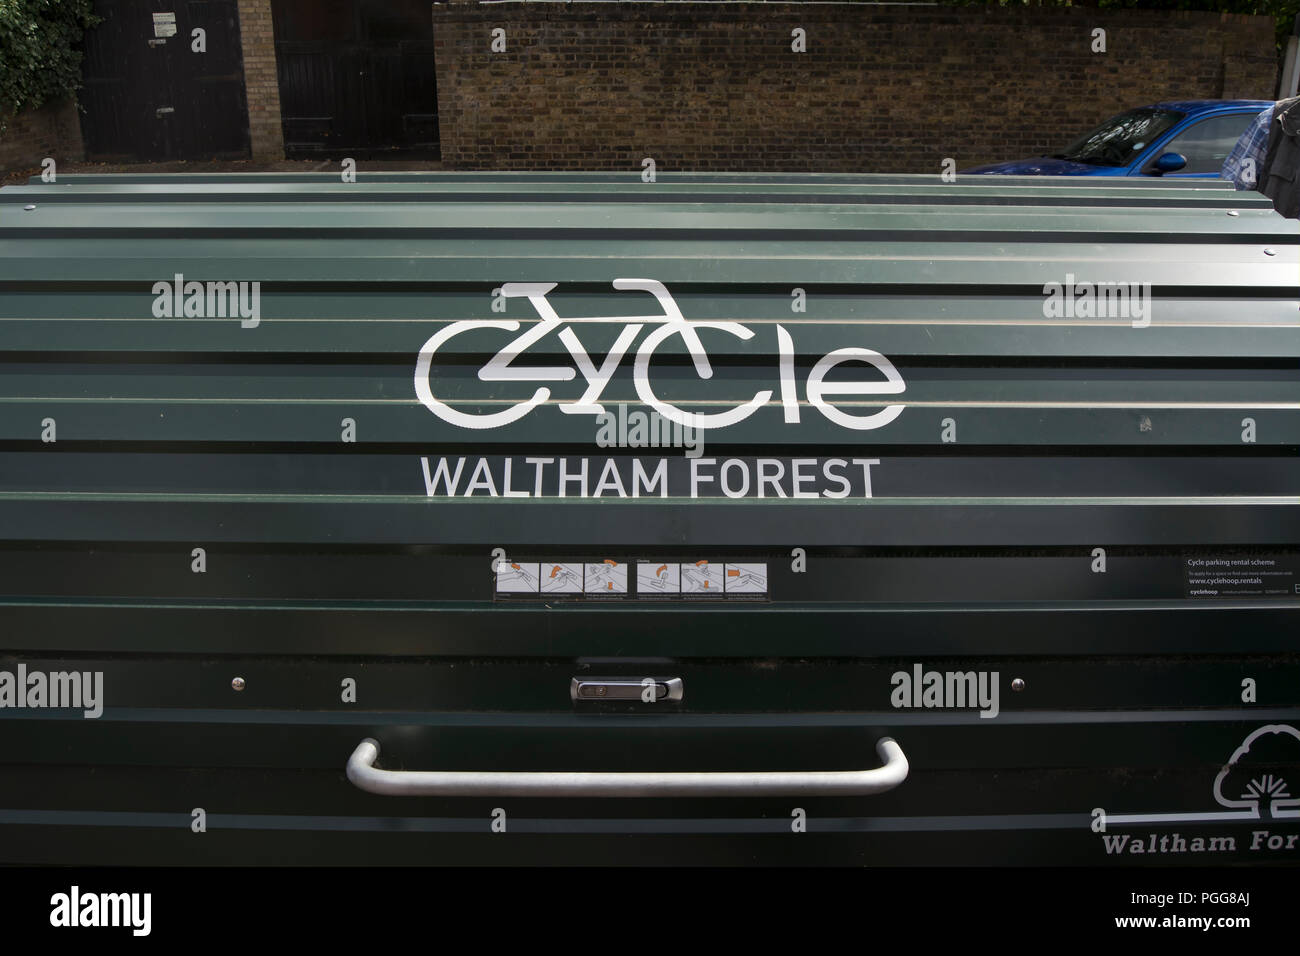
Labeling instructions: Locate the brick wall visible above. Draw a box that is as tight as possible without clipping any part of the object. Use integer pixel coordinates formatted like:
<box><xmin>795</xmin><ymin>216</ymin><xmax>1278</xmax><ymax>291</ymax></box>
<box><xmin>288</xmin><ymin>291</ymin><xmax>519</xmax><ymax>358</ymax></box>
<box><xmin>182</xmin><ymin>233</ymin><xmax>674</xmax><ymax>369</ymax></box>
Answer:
<box><xmin>431</xmin><ymin>2</ymin><xmax>1278</xmax><ymax>171</ymax></box>
<box><xmin>237</xmin><ymin>0</ymin><xmax>285</xmax><ymax>161</ymax></box>
<box><xmin>0</xmin><ymin>99</ymin><xmax>85</xmax><ymax>177</ymax></box>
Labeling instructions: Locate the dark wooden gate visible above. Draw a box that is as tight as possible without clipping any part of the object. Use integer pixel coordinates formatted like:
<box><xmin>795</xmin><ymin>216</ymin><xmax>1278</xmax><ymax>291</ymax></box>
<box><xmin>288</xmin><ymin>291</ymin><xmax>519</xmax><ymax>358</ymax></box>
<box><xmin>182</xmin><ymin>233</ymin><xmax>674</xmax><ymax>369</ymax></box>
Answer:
<box><xmin>79</xmin><ymin>0</ymin><xmax>250</xmax><ymax>162</ymax></box>
<box><xmin>272</xmin><ymin>0</ymin><xmax>439</xmax><ymax>159</ymax></box>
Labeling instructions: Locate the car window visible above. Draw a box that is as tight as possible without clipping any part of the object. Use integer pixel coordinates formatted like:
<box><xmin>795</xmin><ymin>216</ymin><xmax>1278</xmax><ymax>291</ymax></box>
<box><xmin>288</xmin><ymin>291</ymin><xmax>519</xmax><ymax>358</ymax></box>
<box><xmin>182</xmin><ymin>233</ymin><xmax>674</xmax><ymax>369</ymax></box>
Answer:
<box><xmin>1056</xmin><ymin>108</ymin><xmax>1185</xmax><ymax>166</ymax></box>
<box><xmin>1148</xmin><ymin>113</ymin><xmax>1257</xmax><ymax>174</ymax></box>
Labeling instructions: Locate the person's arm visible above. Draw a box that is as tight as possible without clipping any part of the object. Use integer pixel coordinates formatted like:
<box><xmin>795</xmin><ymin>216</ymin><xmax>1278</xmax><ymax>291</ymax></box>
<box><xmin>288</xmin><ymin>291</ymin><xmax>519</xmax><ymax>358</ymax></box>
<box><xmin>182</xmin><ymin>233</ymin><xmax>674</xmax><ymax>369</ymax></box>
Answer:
<box><xmin>1220</xmin><ymin>106</ymin><xmax>1272</xmax><ymax>190</ymax></box>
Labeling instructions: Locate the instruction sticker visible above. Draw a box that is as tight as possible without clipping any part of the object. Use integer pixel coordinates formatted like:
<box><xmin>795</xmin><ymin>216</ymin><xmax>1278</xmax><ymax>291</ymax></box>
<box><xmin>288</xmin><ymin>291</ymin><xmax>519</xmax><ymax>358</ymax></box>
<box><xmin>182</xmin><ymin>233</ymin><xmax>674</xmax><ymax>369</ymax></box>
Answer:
<box><xmin>637</xmin><ymin>562</ymin><xmax>681</xmax><ymax>594</ymax></box>
<box><xmin>540</xmin><ymin>562</ymin><xmax>584</xmax><ymax>593</ymax></box>
<box><xmin>584</xmin><ymin>560</ymin><xmax>628</xmax><ymax>594</ymax></box>
<box><xmin>152</xmin><ymin>12</ymin><xmax>177</xmax><ymax>38</ymax></box>
<box><xmin>494</xmin><ymin>561</ymin><xmax>539</xmax><ymax>593</ymax></box>
<box><xmin>494</xmin><ymin>556</ymin><xmax>772</xmax><ymax>601</ymax></box>
<box><xmin>725</xmin><ymin>563</ymin><xmax>768</xmax><ymax>594</ymax></box>
<box><xmin>681</xmin><ymin>560</ymin><xmax>723</xmax><ymax>594</ymax></box>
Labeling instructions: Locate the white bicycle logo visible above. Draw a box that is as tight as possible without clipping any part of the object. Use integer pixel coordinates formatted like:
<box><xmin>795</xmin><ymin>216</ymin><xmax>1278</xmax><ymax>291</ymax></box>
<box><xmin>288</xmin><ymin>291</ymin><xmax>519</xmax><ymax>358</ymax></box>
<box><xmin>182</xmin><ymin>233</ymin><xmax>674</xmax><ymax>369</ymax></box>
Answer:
<box><xmin>413</xmin><ymin>278</ymin><xmax>905</xmax><ymax>432</ymax></box>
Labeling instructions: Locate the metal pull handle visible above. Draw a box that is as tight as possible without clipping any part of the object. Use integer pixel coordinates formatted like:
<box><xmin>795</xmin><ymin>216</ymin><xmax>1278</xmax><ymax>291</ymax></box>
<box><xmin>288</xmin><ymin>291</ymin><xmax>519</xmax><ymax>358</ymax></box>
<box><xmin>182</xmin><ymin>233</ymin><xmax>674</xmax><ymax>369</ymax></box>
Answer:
<box><xmin>571</xmin><ymin>678</ymin><xmax>684</xmax><ymax>702</ymax></box>
<box><xmin>346</xmin><ymin>736</ymin><xmax>908</xmax><ymax>798</ymax></box>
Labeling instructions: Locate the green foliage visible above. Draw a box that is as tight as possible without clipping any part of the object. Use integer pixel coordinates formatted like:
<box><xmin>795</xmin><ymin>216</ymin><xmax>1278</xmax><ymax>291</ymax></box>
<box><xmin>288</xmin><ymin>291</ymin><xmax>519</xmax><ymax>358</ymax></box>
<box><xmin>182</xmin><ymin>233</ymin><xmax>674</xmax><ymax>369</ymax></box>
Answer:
<box><xmin>1096</xmin><ymin>0</ymin><xmax>1300</xmax><ymax>54</ymax></box>
<box><xmin>0</xmin><ymin>0</ymin><xmax>99</xmax><ymax>125</ymax></box>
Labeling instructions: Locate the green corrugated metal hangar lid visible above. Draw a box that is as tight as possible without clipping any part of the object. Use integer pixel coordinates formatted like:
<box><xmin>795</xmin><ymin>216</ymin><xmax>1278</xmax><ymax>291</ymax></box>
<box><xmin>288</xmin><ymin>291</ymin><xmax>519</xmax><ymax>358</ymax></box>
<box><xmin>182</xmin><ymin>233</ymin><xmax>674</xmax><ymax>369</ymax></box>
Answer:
<box><xmin>0</xmin><ymin>172</ymin><xmax>1295</xmax><ymax>361</ymax></box>
<box><xmin>0</xmin><ymin>172</ymin><xmax>1295</xmax><ymax>866</ymax></box>
<box><xmin>6</xmin><ymin>167</ymin><xmax>1288</xmax><ymax>205</ymax></box>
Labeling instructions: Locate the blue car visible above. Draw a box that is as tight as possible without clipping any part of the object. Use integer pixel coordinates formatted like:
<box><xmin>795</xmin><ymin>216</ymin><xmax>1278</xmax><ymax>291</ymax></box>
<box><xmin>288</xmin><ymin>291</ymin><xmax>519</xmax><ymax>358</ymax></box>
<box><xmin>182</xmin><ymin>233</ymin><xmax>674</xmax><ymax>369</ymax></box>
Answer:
<box><xmin>963</xmin><ymin>100</ymin><xmax>1273</xmax><ymax>177</ymax></box>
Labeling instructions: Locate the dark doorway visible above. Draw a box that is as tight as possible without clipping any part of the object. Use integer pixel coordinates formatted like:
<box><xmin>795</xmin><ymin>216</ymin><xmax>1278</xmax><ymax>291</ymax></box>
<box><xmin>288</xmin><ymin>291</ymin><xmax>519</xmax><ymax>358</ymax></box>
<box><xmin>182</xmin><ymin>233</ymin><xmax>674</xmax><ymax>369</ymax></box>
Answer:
<box><xmin>272</xmin><ymin>0</ymin><xmax>439</xmax><ymax>159</ymax></box>
<box><xmin>79</xmin><ymin>0</ymin><xmax>250</xmax><ymax>161</ymax></box>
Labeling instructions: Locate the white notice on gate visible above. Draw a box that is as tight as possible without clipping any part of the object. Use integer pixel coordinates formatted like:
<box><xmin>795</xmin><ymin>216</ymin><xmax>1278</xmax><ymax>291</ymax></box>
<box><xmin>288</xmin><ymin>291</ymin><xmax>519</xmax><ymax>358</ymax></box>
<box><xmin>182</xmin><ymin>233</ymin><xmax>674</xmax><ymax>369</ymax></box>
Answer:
<box><xmin>153</xmin><ymin>13</ymin><xmax>177</xmax><ymax>38</ymax></box>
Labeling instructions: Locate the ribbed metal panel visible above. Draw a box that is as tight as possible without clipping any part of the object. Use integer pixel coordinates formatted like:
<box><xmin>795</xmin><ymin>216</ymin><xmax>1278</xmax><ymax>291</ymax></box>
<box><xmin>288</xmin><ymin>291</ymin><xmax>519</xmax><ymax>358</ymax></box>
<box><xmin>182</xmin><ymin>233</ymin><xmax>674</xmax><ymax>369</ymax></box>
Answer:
<box><xmin>0</xmin><ymin>173</ymin><xmax>1295</xmax><ymax>865</ymax></box>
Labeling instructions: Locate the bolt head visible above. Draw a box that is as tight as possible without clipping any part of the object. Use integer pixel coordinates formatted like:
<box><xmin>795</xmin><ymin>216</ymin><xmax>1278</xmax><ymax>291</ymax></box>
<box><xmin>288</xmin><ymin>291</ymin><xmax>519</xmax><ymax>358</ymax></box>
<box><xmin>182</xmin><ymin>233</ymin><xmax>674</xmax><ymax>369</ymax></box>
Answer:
<box><xmin>1011</xmin><ymin>678</ymin><xmax>1025</xmax><ymax>692</ymax></box>
<box><xmin>231</xmin><ymin>677</ymin><xmax>246</xmax><ymax>692</ymax></box>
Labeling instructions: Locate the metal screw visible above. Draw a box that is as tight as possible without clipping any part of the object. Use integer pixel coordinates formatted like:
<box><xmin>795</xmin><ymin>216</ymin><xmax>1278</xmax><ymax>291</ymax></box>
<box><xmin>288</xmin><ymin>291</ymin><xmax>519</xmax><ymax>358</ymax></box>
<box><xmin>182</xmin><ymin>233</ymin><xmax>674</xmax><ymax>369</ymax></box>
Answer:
<box><xmin>1226</xmin><ymin>210</ymin><xmax>1239</xmax><ymax>217</ymax></box>
<box><xmin>1011</xmin><ymin>678</ymin><xmax>1025</xmax><ymax>692</ymax></box>
<box><xmin>1263</xmin><ymin>248</ymin><xmax>1276</xmax><ymax>256</ymax></box>
<box><xmin>231</xmin><ymin>676</ymin><xmax>246</xmax><ymax>692</ymax></box>
<box><xmin>22</xmin><ymin>204</ymin><xmax>35</xmax><ymax>211</ymax></box>
<box><xmin>594</xmin><ymin>685</ymin><xmax>607</xmax><ymax>697</ymax></box>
